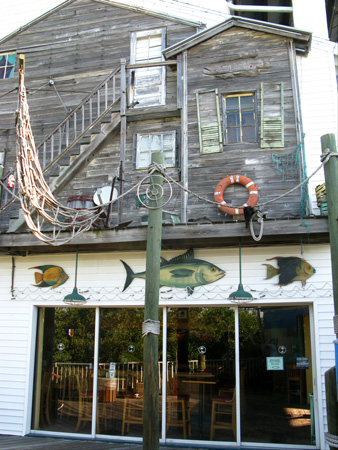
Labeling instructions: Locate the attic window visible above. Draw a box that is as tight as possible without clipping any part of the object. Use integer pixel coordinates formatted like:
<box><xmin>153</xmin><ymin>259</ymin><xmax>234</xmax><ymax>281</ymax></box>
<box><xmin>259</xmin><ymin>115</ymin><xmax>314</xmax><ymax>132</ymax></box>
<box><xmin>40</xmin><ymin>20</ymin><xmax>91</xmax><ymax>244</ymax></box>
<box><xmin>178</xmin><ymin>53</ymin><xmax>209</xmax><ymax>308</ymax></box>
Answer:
<box><xmin>0</xmin><ymin>54</ymin><xmax>16</xmax><ymax>79</ymax></box>
<box><xmin>130</xmin><ymin>29</ymin><xmax>166</xmax><ymax>107</ymax></box>
<box><xmin>135</xmin><ymin>131</ymin><xmax>176</xmax><ymax>169</ymax></box>
<box><xmin>222</xmin><ymin>93</ymin><xmax>257</xmax><ymax>144</ymax></box>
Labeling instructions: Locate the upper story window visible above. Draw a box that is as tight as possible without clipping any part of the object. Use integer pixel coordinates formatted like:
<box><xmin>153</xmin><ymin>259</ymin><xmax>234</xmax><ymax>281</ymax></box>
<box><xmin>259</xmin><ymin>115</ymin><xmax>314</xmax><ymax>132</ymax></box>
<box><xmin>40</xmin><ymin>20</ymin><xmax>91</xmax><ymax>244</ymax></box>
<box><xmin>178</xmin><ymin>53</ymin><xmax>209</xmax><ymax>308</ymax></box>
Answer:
<box><xmin>222</xmin><ymin>93</ymin><xmax>257</xmax><ymax>144</ymax></box>
<box><xmin>0</xmin><ymin>53</ymin><xmax>16</xmax><ymax>79</ymax></box>
<box><xmin>135</xmin><ymin>131</ymin><xmax>176</xmax><ymax>169</ymax></box>
<box><xmin>130</xmin><ymin>29</ymin><xmax>166</xmax><ymax>107</ymax></box>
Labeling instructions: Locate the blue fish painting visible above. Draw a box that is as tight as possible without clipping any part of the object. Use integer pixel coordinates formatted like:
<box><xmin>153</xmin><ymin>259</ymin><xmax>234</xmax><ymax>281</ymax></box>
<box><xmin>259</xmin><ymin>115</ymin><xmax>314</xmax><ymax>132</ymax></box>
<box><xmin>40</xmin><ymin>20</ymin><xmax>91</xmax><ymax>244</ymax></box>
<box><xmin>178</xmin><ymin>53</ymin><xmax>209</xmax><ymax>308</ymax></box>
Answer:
<box><xmin>30</xmin><ymin>265</ymin><xmax>69</xmax><ymax>288</ymax></box>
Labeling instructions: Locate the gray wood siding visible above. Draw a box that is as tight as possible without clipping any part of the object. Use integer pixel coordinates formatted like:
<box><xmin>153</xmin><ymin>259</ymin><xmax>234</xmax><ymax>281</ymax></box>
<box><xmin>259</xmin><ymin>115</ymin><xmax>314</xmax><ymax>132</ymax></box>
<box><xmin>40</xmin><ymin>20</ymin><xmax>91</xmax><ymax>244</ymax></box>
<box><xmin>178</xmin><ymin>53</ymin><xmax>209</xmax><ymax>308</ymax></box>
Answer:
<box><xmin>0</xmin><ymin>0</ymin><xmax>197</xmax><ymax>230</ymax></box>
<box><xmin>186</xmin><ymin>28</ymin><xmax>301</xmax><ymax>222</ymax></box>
<box><xmin>56</xmin><ymin>116</ymin><xmax>182</xmax><ymax>227</ymax></box>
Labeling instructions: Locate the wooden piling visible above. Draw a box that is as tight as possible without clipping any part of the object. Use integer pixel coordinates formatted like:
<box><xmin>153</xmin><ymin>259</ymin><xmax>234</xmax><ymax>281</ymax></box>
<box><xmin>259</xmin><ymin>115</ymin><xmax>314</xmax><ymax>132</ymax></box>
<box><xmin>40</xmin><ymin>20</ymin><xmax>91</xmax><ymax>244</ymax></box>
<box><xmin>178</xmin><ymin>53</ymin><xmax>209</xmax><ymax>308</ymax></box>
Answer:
<box><xmin>321</xmin><ymin>133</ymin><xmax>338</xmax><ymax>449</ymax></box>
<box><xmin>143</xmin><ymin>152</ymin><xmax>163</xmax><ymax>450</ymax></box>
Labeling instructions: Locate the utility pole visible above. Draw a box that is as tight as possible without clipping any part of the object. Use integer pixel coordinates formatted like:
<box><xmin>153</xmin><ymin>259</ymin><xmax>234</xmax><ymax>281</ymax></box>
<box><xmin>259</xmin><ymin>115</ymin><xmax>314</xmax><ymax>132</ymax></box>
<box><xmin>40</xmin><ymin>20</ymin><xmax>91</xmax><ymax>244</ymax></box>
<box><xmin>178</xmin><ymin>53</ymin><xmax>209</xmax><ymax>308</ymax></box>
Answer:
<box><xmin>143</xmin><ymin>152</ymin><xmax>163</xmax><ymax>450</ymax></box>
<box><xmin>321</xmin><ymin>134</ymin><xmax>338</xmax><ymax>450</ymax></box>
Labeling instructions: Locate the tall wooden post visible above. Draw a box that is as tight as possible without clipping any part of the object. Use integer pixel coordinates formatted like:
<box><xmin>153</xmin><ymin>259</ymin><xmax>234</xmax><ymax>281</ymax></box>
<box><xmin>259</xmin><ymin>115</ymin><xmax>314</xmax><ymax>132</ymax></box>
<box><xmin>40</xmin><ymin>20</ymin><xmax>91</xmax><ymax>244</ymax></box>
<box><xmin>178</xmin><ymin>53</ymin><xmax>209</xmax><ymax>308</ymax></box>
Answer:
<box><xmin>321</xmin><ymin>133</ymin><xmax>338</xmax><ymax>449</ymax></box>
<box><xmin>143</xmin><ymin>152</ymin><xmax>163</xmax><ymax>450</ymax></box>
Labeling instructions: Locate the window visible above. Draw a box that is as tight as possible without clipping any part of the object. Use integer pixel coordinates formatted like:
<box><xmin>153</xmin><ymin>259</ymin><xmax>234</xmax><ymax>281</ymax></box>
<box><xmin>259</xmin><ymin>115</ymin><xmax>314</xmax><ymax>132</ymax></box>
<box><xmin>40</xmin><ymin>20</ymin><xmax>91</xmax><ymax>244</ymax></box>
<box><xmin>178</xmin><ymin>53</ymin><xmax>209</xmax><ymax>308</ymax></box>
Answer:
<box><xmin>130</xmin><ymin>29</ymin><xmax>166</xmax><ymax>107</ymax></box>
<box><xmin>223</xmin><ymin>93</ymin><xmax>257</xmax><ymax>144</ymax></box>
<box><xmin>0</xmin><ymin>53</ymin><xmax>16</xmax><ymax>79</ymax></box>
<box><xmin>135</xmin><ymin>131</ymin><xmax>176</xmax><ymax>169</ymax></box>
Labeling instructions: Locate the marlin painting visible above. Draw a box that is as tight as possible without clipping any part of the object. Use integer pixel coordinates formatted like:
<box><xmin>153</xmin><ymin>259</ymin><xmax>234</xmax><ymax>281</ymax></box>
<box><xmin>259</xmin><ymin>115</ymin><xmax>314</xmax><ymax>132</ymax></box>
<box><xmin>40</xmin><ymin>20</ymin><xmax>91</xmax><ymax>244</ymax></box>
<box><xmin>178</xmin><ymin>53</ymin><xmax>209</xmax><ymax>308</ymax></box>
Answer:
<box><xmin>121</xmin><ymin>249</ymin><xmax>225</xmax><ymax>294</ymax></box>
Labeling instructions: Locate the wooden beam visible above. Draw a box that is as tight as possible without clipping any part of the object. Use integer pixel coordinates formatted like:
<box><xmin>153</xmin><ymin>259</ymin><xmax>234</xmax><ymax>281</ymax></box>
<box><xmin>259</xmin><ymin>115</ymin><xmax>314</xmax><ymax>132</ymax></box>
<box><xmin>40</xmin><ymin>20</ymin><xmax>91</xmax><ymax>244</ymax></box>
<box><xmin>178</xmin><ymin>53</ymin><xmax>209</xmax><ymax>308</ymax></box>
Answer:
<box><xmin>0</xmin><ymin>218</ymin><xmax>329</xmax><ymax>254</ymax></box>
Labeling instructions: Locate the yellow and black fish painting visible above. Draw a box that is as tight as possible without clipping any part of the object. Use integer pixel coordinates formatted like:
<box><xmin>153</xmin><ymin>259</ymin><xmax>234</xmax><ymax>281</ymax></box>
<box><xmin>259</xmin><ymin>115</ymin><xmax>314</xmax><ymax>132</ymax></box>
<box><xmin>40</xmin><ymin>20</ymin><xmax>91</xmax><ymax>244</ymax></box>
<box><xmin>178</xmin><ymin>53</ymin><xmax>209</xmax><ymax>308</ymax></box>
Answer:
<box><xmin>263</xmin><ymin>257</ymin><xmax>316</xmax><ymax>287</ymax></box>
<box><xmin>30</xmin><ymin>265</ymin><xmax>69</xmax><ymax>288</ymax></box>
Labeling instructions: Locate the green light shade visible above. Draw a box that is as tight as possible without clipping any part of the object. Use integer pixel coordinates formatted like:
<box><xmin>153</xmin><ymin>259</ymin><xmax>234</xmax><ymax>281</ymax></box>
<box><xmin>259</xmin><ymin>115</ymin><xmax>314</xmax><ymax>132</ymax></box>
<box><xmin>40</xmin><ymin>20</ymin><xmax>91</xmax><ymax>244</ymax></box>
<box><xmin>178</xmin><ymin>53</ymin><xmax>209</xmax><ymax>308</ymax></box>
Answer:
<box><xmin>229</xmin><ymin>282</ymin><xmax>253</xmax><ymax>300</ymax></box>
<box><xmin>229</xmin><ymin>238</ymin><xmax>254</xmax><ymax>301</ymax></box>
<box><xmin>63</xmin><ymin>246</ymin><xmax>86</xmax><ymax>304</ymax></box>
<box><xmin>63</xmin><ymin>287</ymin><xmax>86</xmax><ymax>303</ymax></box>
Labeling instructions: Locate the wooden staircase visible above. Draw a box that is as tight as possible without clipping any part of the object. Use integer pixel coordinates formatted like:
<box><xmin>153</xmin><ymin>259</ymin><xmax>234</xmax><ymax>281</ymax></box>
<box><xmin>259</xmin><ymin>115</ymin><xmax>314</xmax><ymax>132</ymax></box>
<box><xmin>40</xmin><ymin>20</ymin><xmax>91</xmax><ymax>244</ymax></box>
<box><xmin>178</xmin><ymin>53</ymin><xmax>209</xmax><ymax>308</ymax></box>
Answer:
<box><xmin>6</xmin><ymin>61</ymin><xmax>126</xmax><ymax>232</ymax></box>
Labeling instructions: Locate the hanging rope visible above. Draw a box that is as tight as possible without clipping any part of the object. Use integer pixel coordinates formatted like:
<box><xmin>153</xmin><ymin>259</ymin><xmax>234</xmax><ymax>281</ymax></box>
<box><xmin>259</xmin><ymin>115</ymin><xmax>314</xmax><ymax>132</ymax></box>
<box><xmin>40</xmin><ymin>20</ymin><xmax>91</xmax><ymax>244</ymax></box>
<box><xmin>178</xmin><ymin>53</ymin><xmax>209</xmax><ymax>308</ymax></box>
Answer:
<box><xmin>15</xmin><ymin>59</ymin><xmax>160</xmax><ymax>245</ymax></box>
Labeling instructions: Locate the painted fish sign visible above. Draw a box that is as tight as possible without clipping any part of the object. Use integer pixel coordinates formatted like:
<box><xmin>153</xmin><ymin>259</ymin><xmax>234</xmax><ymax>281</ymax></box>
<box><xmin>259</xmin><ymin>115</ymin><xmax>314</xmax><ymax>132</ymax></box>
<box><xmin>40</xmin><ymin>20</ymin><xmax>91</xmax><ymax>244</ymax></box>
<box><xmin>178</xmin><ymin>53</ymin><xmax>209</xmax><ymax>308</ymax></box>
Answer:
<box><xmin>29</xmin><ymin>265</ymin><xmax>69</xmax><ymax>288</ymax></box>
<box><xmin>263</xmin><ymin>257</ymin><xmax>316</xmax><ymax>287</ymax></box>
<box><xmin>121</xmin><ymin>249</ymin><xmax>225</xmax><ymax>294</ymax></box>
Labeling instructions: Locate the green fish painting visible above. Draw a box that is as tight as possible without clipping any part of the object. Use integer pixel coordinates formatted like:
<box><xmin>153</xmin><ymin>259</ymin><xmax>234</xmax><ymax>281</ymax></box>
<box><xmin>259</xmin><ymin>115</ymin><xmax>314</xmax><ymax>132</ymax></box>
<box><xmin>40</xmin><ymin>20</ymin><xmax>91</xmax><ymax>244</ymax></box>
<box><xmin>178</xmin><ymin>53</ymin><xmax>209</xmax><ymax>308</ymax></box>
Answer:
<box><xmin>30</xmin><ymin>265</ymin><xmax>69</xmax><ymax>288</ymax></box>
<box><xmin>263</xmin><ymin>257</ymin><xmax>316</xmax><ymax>287</ymax></box>
<box><xmin>121</xmin><ymin>249</ymin><xmax>225</xmax><ymax>294</ymax></box>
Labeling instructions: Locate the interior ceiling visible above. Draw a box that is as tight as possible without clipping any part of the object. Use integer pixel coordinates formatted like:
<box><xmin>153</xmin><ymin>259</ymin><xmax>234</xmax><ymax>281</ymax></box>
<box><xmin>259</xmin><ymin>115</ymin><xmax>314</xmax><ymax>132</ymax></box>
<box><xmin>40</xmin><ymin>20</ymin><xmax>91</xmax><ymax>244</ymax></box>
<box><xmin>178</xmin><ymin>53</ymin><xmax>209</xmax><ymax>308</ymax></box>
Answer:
<box><xmin>326</xmin><ymin>0</ymin><xmax>338</xmax><ymax>42</ymax></box>
<box><xmin>231</xmin><ymin>0</ymin><xmax>293</xmax><ymax>27</ymax></box>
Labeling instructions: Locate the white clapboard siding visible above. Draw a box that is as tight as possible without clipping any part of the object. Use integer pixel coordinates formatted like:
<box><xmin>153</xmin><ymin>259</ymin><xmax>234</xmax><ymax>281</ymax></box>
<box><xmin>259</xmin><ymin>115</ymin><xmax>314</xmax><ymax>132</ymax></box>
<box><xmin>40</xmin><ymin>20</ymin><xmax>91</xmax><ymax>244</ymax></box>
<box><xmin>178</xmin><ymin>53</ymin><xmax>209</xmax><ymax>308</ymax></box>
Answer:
<box><xmin>0</xmin><ymin>245</ymin><xmax>335</xmax><ymax>443</ymax></box>
<box><xmin>297</xmin><ymin>38</ymin><xmax>338</xmax><ymax>216</ymax></box>
<box><xmin>0</xmin><ymin>256</ymin><xmax>31</xmax><ymax>436</ymax></box>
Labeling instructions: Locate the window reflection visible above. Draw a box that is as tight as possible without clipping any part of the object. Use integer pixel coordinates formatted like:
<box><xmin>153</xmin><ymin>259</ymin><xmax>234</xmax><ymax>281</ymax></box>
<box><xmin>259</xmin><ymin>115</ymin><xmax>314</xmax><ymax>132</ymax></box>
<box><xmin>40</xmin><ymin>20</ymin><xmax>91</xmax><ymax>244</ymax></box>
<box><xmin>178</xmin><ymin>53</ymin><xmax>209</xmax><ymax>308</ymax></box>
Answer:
<box><xmin>167</xmin><ymin>307</ymin><xmax>236</xmax><ymax>442</ymax></box>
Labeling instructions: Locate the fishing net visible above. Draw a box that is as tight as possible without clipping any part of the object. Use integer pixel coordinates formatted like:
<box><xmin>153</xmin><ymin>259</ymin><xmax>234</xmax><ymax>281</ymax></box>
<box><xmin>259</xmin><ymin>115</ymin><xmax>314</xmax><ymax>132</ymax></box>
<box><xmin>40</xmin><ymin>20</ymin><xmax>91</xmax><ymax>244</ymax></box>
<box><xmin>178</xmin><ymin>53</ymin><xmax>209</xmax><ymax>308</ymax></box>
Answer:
<box><xmin>271</xmin><ymin>139</ymin><xmax>309</xmax><ymax>218</ymax></box>
<box><xmin>16</xmin><ymin>62</ymin><xmax>105</xmax><ymax>246</ymax></box>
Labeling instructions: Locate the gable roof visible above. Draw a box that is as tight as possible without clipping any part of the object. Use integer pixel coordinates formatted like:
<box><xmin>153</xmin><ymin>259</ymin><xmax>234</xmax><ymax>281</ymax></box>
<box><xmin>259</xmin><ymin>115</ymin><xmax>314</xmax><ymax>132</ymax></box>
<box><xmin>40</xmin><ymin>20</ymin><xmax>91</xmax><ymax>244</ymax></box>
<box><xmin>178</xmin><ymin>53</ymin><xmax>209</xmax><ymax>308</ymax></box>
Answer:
<box><xmin>0</xmin><ymin>0</ymin><xmax>205</xmax><ymax>45</ymax></box>
<box><xmin>163</xmin><ymin>16</ymin><xmax>312</xmax><ymax>59</ymax></box>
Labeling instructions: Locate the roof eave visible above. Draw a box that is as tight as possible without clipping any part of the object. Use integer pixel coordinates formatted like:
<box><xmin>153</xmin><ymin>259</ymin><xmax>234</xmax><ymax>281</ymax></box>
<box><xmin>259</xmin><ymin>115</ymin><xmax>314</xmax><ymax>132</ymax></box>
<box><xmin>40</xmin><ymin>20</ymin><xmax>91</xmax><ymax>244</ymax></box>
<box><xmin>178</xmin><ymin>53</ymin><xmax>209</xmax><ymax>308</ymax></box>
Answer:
<box><xmin>0</xmin><ymin>0</ymin><xmax>205</xmax><ymax>46</ymax></box>
<box><xmin>164</xmin><ymin>16</ymin><xmax>312</xmax><ymax>59</ymax></box>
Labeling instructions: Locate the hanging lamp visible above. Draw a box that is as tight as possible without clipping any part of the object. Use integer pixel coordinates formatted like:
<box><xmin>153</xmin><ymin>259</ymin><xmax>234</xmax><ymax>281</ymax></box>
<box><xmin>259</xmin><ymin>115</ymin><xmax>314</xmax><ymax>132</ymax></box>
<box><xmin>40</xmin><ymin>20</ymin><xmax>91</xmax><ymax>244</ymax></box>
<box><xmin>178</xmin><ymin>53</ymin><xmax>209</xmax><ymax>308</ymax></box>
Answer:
<box><xmin>229</xmin><ymin>238</ymin><xmax>253</xmax><ymax>301</ymax></box>
<box><xmin>63</xmin><ymin>246</ymin><xmax>86</xmax><ymax>304</ymax></box>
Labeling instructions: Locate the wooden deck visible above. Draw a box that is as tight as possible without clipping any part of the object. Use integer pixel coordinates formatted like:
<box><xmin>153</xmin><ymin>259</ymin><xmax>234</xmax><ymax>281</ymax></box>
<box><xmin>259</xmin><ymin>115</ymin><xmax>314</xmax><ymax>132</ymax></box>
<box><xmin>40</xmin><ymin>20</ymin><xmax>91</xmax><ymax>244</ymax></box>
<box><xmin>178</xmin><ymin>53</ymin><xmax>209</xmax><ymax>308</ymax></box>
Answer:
<box><xmin>0</xmin><ymin>434</ymin><xmax>315</xmax><ymax>450</ymax></box>
<box><xmin>0</xmin><ymin>435</ymin><xmax>209</xmax><ymax>450</ymax></box>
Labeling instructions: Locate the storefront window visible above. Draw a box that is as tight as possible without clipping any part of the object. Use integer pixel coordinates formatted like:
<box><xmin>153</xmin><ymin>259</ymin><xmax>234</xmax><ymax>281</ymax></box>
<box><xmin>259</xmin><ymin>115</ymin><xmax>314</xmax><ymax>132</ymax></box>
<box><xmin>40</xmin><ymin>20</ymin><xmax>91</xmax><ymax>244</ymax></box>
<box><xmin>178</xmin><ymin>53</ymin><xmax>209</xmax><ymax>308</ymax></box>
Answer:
<box><xmin>239</xmin><ymin>306</ymin><xmax>313</xmax><ymax>445</ymax></box>
<box><xmin>31</xmin><ymin>305</ymin><xmax>314</xmax><ymax>446</ymax></box>
<box><xmin>98</xmin><ymin>308</ymin><xmax>162</xmax><ymax>437</ymax></box>
<box><xmin>166</xmin><ymin>307</ymin><xmax>236</xmax><ymax>442</ymax></box>
<box><xmin>32</xmin><ymin>307</ymin><xmax>95</xmax><ymax>433</ymax></box>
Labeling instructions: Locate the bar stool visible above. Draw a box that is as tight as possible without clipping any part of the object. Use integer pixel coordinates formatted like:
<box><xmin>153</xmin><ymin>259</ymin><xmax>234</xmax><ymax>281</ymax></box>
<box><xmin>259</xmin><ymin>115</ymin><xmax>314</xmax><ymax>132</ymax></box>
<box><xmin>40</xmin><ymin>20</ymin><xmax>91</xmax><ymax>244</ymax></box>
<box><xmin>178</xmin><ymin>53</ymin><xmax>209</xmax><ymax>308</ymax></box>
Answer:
<box><xmin>210</xmin><ymin>388</ymin><xmax>236</xmax><ymax>440</ymax></box>
<box><xmin>166</xmin><ymin>394</ymin><xmax>191</xmax><ymax>439</ymax></box>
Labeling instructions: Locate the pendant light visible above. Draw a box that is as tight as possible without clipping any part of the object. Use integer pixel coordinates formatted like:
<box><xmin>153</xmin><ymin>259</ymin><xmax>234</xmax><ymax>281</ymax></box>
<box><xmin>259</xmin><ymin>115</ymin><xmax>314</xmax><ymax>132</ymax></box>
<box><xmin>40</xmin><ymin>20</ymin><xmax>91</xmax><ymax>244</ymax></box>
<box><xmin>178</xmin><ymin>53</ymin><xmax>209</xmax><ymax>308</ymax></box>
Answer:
<box><xmin>229</xmin><ymin>238</ymin><xmax>253</xmax><ymax>301</ymax></box>
<box><xmin>63</xmin><ymin>246</ymin><xmax>86</xmax><ymax>304</ymax></box>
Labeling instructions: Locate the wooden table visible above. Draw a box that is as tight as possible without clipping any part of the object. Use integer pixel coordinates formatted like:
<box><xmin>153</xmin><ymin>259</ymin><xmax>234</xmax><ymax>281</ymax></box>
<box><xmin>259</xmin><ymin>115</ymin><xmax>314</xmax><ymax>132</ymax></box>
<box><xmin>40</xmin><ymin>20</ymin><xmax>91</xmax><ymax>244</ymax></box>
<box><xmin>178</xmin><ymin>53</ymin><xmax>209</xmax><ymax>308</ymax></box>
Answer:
<box><xmin>183</xmin><ymin>375</ymin><xmax>216</xmax><ymax>437</ymax></box>
<box><xmin>98</xmin><ymin>377</ymin><xmax>117</xmax><ymax>402</ymax></box>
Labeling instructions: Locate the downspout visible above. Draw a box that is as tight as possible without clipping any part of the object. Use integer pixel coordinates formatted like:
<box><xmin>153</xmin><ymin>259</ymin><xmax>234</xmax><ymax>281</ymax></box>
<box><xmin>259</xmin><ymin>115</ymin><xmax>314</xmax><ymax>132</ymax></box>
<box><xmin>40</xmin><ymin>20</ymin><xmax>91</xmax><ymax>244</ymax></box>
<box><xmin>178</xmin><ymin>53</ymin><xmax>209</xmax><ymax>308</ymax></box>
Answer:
<box><xmin>226</xmin><ymin>0</ymin><xmax>293</xmax><ymax>14</ymax></box>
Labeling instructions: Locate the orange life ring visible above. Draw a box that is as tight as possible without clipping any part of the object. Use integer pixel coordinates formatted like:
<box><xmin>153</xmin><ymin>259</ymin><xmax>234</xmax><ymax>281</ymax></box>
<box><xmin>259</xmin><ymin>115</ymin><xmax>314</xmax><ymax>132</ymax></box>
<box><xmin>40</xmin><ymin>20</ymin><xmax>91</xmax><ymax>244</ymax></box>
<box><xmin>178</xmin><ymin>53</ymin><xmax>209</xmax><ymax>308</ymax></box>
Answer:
<box><xmin>214</xmin><ymin>175</ymin><xmax>259</xmax><ymax>215</ymax></box>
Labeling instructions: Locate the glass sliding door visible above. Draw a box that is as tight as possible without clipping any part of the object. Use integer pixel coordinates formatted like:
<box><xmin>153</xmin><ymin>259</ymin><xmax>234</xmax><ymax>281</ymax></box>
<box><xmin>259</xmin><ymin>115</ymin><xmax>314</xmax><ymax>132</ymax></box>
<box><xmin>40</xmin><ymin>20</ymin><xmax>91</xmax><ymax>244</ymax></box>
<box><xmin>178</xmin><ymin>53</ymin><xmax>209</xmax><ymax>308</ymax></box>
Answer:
<box><xmin>239</xmin><ymin>306</ymin><xmax>314</xmax><ymax>446</ymax></box>
<box><xmin>98</xmin><ymin>308</ymin><xmax>163</xmax><ymax>437</ymax></box>
<box><xmin>32</xmin><ymin>307</ymin><xmax>95</xmax><ymax>433</ymax></box>
<box><xmin>166</xmin><ymin>307</ymin><xmax>236</xmax><ymax>442</ymax></box>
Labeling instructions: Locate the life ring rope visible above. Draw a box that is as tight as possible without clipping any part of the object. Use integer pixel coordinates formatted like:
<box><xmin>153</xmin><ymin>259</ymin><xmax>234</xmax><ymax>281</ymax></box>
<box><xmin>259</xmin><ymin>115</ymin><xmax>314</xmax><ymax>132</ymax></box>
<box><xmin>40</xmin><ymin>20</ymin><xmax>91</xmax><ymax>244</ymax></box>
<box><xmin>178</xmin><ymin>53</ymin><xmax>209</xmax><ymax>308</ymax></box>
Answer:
<box><xmin>214</xmin><ymin>175</ymin><xmax>259</xmax><ymax>216</ymax></box>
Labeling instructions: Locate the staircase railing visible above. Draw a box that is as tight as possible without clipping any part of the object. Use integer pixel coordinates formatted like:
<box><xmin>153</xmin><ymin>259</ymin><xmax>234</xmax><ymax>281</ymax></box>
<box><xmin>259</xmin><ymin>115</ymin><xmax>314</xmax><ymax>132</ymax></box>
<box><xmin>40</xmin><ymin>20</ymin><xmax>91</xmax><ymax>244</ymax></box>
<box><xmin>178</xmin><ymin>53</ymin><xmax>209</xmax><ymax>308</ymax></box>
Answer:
<box><xmin>37</xmin><ymin>63</ymin><xmax>123</xmax><ymax>173</ymax></box>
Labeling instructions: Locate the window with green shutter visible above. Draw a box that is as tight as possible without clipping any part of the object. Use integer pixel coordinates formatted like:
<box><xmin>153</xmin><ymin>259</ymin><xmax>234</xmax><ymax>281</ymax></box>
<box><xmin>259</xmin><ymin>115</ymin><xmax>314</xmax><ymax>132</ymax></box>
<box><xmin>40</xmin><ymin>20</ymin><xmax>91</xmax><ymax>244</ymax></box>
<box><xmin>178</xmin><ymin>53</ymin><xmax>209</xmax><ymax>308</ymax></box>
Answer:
<box><xmin>222</xmin><ymin>92</ymin><xmax>257</xmax><ymax>144</ymax></box>
<box><xmin>196</xmin><ymin>89</ymin><xmax>223</xmax><ymax>154</ymax></box>
<box><xmin>260</xmin><ymin>82</ymin><xmax>284</xmax><ymax>148</ymax></box>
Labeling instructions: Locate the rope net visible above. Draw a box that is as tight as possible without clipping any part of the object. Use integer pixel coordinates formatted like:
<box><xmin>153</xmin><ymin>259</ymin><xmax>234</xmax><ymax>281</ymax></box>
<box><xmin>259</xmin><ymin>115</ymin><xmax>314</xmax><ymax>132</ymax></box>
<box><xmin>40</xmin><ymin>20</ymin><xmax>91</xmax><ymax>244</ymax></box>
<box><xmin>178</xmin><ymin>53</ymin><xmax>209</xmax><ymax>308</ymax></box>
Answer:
<box><xmin>16</xmin><ymin>65</ymin><xmax>105</xmax><ymax>246</ymax></box>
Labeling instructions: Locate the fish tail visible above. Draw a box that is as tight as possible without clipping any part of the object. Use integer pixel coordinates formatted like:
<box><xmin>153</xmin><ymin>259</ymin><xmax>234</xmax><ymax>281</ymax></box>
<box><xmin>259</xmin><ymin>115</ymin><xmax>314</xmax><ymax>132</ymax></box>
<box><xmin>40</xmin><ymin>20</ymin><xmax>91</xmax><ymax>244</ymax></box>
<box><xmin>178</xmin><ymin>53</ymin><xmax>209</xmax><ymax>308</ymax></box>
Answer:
<box><xmin>34</xmin><ymin>272</ymin><xmax>43</xmax><ymax>284</ymax></box>
<box><xmin>263</xmin><ymin>264</ymin><xmax>279</xmax><ymax>280</ymax></box>
<box><xmin>121</xmin><ymin>260</ymin><xmax>135</xmax><ymax>291</ymax></box>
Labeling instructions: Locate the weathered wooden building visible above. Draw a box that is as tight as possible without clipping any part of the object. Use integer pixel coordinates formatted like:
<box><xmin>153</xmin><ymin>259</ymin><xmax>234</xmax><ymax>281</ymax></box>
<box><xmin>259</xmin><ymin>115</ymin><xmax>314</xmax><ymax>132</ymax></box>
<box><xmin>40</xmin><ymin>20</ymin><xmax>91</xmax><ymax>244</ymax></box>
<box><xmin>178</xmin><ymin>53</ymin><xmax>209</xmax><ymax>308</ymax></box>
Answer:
<box><xmin>0</xmin><ymin>0</ymin><xmax>336</xmax><ymax>449</ymax></box>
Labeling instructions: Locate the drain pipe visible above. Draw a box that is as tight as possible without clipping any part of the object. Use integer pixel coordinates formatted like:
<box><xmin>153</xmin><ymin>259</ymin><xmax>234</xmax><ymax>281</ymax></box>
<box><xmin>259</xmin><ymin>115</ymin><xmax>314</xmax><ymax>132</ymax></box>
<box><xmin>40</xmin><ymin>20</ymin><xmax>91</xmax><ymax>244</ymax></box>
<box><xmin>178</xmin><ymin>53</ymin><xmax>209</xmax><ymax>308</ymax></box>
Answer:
<box><xmin>226</xmin><ymin>0</ymin><xmax>293</xmax><ymax>14</ymax></box>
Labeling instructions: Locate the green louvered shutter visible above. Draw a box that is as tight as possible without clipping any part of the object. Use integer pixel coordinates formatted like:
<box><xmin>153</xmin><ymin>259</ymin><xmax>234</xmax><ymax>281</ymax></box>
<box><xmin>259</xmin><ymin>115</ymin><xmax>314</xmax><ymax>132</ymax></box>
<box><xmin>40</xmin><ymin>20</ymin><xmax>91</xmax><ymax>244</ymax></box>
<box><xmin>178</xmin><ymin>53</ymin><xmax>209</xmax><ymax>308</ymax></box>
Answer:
<box><xmin>260</xmin><ymin>82</ymin><xmax>284</xmax><ymax>148</ymax></box>
<box><xmin>196</xmin><ymin>89</ymin><xmax>223</xmax><ymax>154</ymax></box>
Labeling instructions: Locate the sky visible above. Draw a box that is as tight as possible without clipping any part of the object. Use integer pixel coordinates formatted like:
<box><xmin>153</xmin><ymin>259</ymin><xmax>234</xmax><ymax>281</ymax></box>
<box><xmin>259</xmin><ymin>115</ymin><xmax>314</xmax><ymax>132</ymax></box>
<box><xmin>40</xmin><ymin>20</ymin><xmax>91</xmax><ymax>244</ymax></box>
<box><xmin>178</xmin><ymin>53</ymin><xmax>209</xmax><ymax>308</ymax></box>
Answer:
<box><xmin>0</xmin><ymin>0</ymin><xmax>229</xmax><ymax>40</ymax></box>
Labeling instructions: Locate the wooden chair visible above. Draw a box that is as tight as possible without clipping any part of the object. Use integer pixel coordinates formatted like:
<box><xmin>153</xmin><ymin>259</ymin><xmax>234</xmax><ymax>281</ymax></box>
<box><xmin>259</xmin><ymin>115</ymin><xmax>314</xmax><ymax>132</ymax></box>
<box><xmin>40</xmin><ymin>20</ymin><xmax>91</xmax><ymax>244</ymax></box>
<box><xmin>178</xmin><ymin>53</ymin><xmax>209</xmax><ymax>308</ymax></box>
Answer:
<box><xmin>121</xmin><ymin>395</ymin><xmax>143</xmax><ymax>435</ymax></box>
<box><xmin>75</xmin><ymin>375</ymin><xmax>102</xmax><ymax>432</ymax></box>
<box><xmin>286</xmin><ymin>364</ymin><xmax>303</xmax><ymax>403</ymax></box>
<box><xmin>166</xmin><ymin>394</ymin><xmax>191</xmax><ymax>439</ymax></box>
<box><xmin>210</xmin><ymin>388</ymin><xmax>236</xmax><ymax>440</ymax></box>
